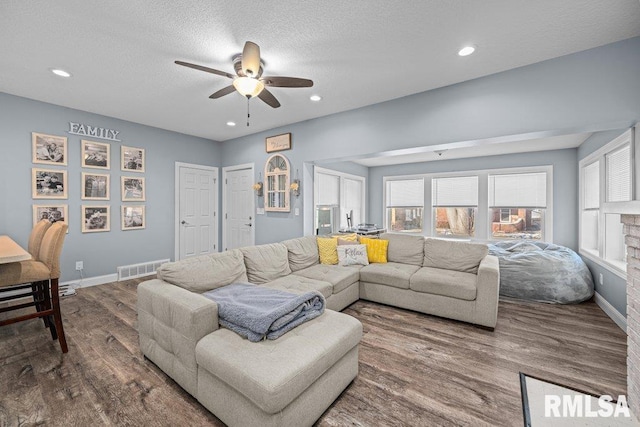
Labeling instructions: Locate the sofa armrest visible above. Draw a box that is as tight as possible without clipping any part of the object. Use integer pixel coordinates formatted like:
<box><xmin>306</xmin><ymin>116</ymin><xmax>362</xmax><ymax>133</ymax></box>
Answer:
<box><xmin>137</xmin><ymin>278</ymin><xmax>218</xmax><ymax>396</ymax></box>
<box><xmin>475</xmin><ymin>255</ymin><xmax>500</xmax><ymax>328</ymax></box>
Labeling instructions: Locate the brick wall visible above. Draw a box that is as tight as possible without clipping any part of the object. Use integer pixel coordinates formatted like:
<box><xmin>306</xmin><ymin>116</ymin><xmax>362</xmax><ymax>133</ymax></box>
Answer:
<box><xmin>623</xmin><ymin>214</ymin><xmax>640</xmax><ymax>416</ymax></box>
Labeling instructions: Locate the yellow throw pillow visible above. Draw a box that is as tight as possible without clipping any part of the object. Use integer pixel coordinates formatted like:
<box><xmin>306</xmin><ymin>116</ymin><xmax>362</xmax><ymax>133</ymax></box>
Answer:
<box><xmin>317</xmin><ymin>237</ymin><xmax>339</xmax><ymax>265</ymax></box>
<box><xmin>360</xmin><ymin>237</ymin><xmax>389</xmax><ymax>263</ymax></box>
<box><xmin>333</xmin><ymin>233</ymin><xmax>358</xmax><ymax>242</ymax></box>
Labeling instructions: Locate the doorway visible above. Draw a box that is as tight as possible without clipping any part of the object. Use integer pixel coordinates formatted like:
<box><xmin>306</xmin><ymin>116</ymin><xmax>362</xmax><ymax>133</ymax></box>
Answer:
<box><xmin>174</xmin><ymin>162</ymin><xmax>218</xmax><ymax>261</ymax></box>
<box><xmin>222</xmin><ymin>164</ymin><xmax>255</xmax><ymax>250</ymax></box>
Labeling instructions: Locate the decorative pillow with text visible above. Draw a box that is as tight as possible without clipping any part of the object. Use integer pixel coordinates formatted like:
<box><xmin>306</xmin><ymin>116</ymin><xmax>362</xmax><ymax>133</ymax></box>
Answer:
<box><xmin>337</xmin><ymin>244</ymin><xmax>369</xmax><ymax>266</ymax></box>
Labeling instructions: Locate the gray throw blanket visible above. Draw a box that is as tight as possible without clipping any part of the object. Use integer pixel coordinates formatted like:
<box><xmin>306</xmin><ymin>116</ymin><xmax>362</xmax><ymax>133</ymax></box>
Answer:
<box><xmin>203</xmin><ymin>283</ymin><xmax>325</xmax><ymax>342</ymax></box>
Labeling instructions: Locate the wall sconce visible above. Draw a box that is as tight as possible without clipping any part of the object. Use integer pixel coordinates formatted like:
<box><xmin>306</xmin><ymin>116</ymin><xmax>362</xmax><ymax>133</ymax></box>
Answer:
<box><xmin>253</xmin><ymin>173</ymin><xmax>264</xmax><ymax>197</ymax></box>
<box><xmin>290</xmin><ymin>169</ymin><xmax>300</xmax><ymax>198</ymax></box>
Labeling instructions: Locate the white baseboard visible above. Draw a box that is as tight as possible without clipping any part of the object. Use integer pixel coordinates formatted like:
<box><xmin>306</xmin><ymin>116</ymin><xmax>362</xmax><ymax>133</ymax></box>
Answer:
<box><xmin>61</xmin><ymin>273</ymin><xmax>118</xmax><ymax>289</ymax></box>
<box><xmin>594</xmin><ymin>292</ymin><xmax>627</xmax><ymax>333</ymax></box>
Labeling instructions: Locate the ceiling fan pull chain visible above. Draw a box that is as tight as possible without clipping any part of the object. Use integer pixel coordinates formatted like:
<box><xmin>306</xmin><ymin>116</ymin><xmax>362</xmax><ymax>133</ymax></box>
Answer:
<box><xmin>246</xmin><ymin>96</ymin><xmax>250</xmax><ymax>127</ymax></box>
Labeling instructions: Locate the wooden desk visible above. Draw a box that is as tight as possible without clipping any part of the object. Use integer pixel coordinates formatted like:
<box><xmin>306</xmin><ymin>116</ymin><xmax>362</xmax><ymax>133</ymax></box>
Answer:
<box><xmin>0</xmin><ymin>236</ymin><xmax>31</xmax><ymax>264</ymax></box>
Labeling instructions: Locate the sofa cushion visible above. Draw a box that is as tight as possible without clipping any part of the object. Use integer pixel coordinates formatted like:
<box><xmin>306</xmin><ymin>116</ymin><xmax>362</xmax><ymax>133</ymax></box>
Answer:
<box><xmin>423</xmin><ymin>238</ymin><xmax>488</xmax><ymax>274</ymax></box>
<box><xmin>195</xmin><ymin>310</ymin><xmax>362</xmax><ymax>414</ymax></box>
<box><xmin>282</xmin><ymin>236</ymin><xmax>319</xmax><ymax>272</ymax></box>
<box><xmin>360</xmin><ymin>237</ymin><xmax>389</xmax><ymax>263</ymax></box>
<box><xmin>241</xmin><ymin>243</ymin><xmax>292</xmax><ymax>284</ymax></box>
<box><xmin>359</xmin><ymin>262</ymin><xmax>420</xmax><ymax>289</ymax></box>
<box><xmin>292</xmin><ymin>264</ymin><xmax>360</xmax><ymax>294</ymax></box>
<box><xmin>410</xmin><ymin>267</ymin><xmax>477</xmax><ymax>301</ymax></box>
<box><xmin>264</xmin><ymin>275</ymin><xmax>333</xmax><ymax>299</ymax></box>
<box><xmin>317</xmin><ymin>237</ymin><xmax>339</xmax><ymax>265</ymax></box>
<box><xmin>380</xmin><ymin>233</ymin><xmax>424</xmax><ymax>266</ymax></box>
<box><xmin>157</xmin><ymin>250</ymin><xmax>247</xmax><ymax>293</ymax></box>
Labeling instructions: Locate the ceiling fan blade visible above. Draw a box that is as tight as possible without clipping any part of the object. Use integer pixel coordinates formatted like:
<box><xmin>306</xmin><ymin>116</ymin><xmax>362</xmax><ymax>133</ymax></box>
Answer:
<box><xmin>242</xmin><ymin>41</ymin><xmax>261</xmax><ymax>78</ymax></box>
<box><xmin>175</xmin><ymin>60</ymin><xmax>235</xmax><ymax>79</ymax></box>
<box><xmin>262</xmin><ymin>76</ymin><xmax>314</xmax><ymax>88</ymax></box>
<box><xmin>258</xmin><ymin>88</ymin><xmax>281</xmax><ymax>108</ymax></box>
<box><xmin>209</xmin><ymin>85</ymin><xmax>236</xmax><ymax>99</ymax></box>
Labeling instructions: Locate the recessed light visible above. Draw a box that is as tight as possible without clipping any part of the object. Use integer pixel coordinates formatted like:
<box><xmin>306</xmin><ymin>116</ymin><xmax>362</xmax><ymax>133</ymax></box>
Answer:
<box><xmin>51</xmin><ymin>68</ymin><xmax>72</xmax><ymax>78</ymax></box>
<box><xmin>226</xmin><ymin>121</ymin><xmax>236</xmax><ymax>127</ymax></box>
<box><xmin>310</xmin><ymin>95</ymin><xmax>322</xmax><ymax>102</ymax></box>
<box><xmin>458</xmin><ymin>46</ymin><xmax>476</xmax><ymax>57</ymax></box>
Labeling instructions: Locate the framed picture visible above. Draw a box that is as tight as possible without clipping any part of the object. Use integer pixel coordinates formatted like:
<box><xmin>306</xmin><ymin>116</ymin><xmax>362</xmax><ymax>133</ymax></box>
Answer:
<box><xmin>32</xmin><ymin>168</ymin><xmax>67</xmax><ymax>199</ymax></box>
<box><xmin>32</xmin><ymin>132</ymin><xmax>67</xmax><ymax>165</ymax></box>
<box><xmin>121</xmin><ymin>176</ymin><xmax>145</xmax><ymax>201</ymax></box>
<box><xmin>81</xmin><ymin>140</ymin><xmax>110</xmax><ymax>169</ymax></box>
<box><xmin>121</xmin><ymin>205</ymin><xmax>145</xmax><ymax>230</ymax></box>
<box><xmin>33</xmin><ymin>205</ymin><xmax>68</xmax><ymax>229</ymax></box>
<box><xmin>265</xmin><ymin>133</ymin><xmax>291</xmax><ymax>153</ymax></box>
<box><xmin>81</xmin><ymin>172</ymin><xmax>110</xmax><ymax>200</ymax></box>
<box><xmin>81</xmin><ymin>206</ymin><xmax>110</xmax><ymax>233</ymax></box>
<box><xmin>121</xmin><ymin>146</ymin><xmax>145</xmax><ymax>172</ymax></box>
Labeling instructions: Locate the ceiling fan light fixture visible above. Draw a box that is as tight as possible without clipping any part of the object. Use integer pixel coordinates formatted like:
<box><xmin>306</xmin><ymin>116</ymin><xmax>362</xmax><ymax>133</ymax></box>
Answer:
<box><xmin>233</xmin><ymin>77</ymin><xmax>264</xmax><ymax>98</ymax></box>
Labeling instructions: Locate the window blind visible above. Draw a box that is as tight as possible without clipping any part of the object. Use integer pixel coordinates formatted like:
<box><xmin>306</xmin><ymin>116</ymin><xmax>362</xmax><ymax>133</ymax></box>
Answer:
<box><xmin>432</xmin><ymin>176</ymin><xmax>478</xmax><ymax>207</ymax></box>
<box><xmin>386</xmin><ymin>179</ymin><xmax>424</xmax><ymax>207</ymax></box>
<box><xmin>606</xmin><ymin>144</ymin><xmax>632</xmax><ymax>203</ymax></box>
<box><xmin>342</xmin><ymin>178</ymin><xmax>363</xmax><ymax>223</ymax></box>
<box><xmin>316</xmin><ymin>172</ymin><xmax>340</xmax><ymax>205</ymax></box>
<box><xmin>583</xmin><ymin>161</ymin><xmax>600</xmax><ymax>209</ymax></box>
<box><xmin>489</xmin><ymin>172</ymin><xmax>547</xmax><ymax>208</ymax></box>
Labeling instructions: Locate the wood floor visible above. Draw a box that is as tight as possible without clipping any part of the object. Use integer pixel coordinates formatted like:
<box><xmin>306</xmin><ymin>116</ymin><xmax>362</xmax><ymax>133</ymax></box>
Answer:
<box><xmin>0</xmin><ymin>278</ymin><xmax>627</xmax><ymax>426</ymax></box>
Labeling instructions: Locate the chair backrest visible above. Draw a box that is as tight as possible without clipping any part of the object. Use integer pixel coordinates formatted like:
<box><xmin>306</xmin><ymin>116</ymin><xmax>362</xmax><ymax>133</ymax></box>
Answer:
<box><xmin>38</xmin><ymin>221</ymin><xmax>68</xmax><ymax>278</ymax></box>
<box><xmin>28</xmin><ymin>219</ymin><xmax>53</xmax><ymax>260</ymax></box>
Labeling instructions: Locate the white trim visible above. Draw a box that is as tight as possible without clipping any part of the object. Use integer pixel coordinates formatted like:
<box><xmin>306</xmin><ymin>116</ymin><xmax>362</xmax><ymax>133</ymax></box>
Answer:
<box><xmin>580</xmin><ymin>250</ymin><xmax>627</xmax><ymax>280</ymax></box>
<box><xmin>382</xmin><ymin>164</ymin><xmax>553</xmax><ymax>242</ymax></box>
<box><xmin>594</xmin><ymin>292</ymin><xmax>627</xmax><ymax>332</ymax></box>
<box><xmin>61</xmin><ymin>273</ymin><xmax>118</xmax><ymax>289</ymax></box>
<box><xmin>222</xmin><ymin>163</ymin><xmax>255</xmax><ymax>251</ymax></box>
<box><xmin>174</xmin><ymin>162</ymin><xmax>219</xmax><ymax>261</ymax></box>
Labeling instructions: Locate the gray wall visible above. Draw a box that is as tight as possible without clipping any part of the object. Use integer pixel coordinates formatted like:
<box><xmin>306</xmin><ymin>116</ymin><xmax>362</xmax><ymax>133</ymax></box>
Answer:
<box><xmin>0</xmin><ymin>92</ymin><xmax>221</xmax><ymax>282</ymax></box>
<box><xmin>368</xmin><ymin>148</ymin><xmax>578</xmax><ymax>249</ymax></box>
<box><xmin>222</xmin><ymin>36</ymin><xmax>640</xmax><ymax>244</ymax></box>
<box><xmin>577</xmin><ymin>129</ymin><xmax>630</xmax><ymax>317</ymax></box>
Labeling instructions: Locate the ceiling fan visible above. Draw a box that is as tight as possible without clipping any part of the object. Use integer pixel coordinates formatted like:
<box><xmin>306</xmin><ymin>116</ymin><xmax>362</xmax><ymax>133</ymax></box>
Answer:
<box><xmin>175</xmin><ymin>41</ymin><xmax>313</xmax><ymax>111</ymax></box>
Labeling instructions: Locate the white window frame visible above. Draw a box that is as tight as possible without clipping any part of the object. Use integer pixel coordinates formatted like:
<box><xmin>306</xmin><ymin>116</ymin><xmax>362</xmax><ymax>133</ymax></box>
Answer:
<box><xmin>313</xmin><ymin>166</ymin><xmax>366</xmax><ymax>230</ymax></box>
<box><xmin>383</xmin><ymin>165</ymin><xmax>553</xmax><ymax>242</ymax></box>
<box><xmin>579</xmin><ymin>129</ymin><xmax>635</xmax><ymax>279</ymax></box>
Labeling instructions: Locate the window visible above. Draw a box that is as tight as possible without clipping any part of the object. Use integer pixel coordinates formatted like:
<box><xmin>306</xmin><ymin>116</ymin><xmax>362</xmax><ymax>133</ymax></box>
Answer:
<box><xmin>386</xmin><ymin>178</ymin><xmax>424</xmax><ymax>233</ymax></box>
<box><xmin>581</xmin><ymin>161</ymin><xmax>599</xmax><ymax>255</ymax></box>
<box><xmin>579</xmin><ymin>129</ymin><xmax>634</xmax><ymax>274</ymax></box>
<box><xmin>489</xmin><ymin>172</ymin><xmax>547</xmax><ymax>240</ymax></box>
<box><xmin>314</xmin><ymin>167</ymin><xmax>365</xmax><ymax>235</ymax></box>
<box><xmin>432</xmin><ymin>176</ymin><xmax>478</xmax><ymax>238</ymax></box>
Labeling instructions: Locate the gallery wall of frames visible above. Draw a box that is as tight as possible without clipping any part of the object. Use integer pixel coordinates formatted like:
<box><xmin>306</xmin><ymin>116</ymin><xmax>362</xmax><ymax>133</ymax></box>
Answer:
<box><xmin>31</xmin><ymin>131</ymin><xmax>146</xmax><ymax>233</ymax></box>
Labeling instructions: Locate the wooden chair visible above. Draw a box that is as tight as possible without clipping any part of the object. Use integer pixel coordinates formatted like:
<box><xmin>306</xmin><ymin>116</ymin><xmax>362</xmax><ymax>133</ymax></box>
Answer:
<box><xmin>28</xmin><ymin>219</ymin><xmax>52</xmax><ymax>326</ymax></box>
<box><xmin>0</xmin><ymin>221</ymin><xmax>69</xmax><ymax>353</ymax></box>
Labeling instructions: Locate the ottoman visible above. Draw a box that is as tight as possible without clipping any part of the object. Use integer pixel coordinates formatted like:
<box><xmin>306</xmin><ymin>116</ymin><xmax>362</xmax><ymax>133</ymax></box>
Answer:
<box><xmin>195</xmin><ymin>310</ymin><xmax>362</xmax><ymax>427</ymax></box>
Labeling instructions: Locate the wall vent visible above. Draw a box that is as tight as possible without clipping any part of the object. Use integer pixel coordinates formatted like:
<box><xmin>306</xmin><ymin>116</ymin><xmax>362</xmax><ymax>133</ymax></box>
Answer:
<box><xmin>117</xmin><ymin>259</ymin><xmax>170</xmax><ymax>281</ymax></box>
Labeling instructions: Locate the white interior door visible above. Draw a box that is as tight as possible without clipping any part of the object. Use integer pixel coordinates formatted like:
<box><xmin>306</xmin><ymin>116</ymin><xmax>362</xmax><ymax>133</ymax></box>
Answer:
<box><xmin>223</xmin><ymin>166</ymin><xmax>255</xmax><ymax>250</ymax></box>
<box><xmin>176</xmin><ymin>163</ymin><xmax>218</xmax><ymax>260</ymax></box>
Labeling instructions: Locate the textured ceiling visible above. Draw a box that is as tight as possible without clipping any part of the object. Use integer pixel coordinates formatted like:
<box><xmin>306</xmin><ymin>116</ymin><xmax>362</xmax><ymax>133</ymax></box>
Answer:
<box><xmin>1</xmin><ymin>1</ymin><xmax>639</xmax><ymax>142</ymax></box>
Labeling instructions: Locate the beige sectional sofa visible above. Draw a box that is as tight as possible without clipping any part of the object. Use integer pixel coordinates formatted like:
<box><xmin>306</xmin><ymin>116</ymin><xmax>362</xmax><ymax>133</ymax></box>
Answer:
<box><xmin>137</xmin><ymin>233</ymin><xmax>499</xmax><ymax>426</ymax></box>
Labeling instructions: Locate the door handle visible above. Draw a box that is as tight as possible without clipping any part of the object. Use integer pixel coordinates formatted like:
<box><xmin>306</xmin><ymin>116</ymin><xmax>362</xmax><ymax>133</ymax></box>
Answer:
<box><xmin>244</xmin><ymin>223</ymin><xmax>252</xmax><ymax>227</ymax></box>
<box><xmin>181</xmin><ymin>220</ymin><xmax>189</xmax><ymax>225</ymax></box>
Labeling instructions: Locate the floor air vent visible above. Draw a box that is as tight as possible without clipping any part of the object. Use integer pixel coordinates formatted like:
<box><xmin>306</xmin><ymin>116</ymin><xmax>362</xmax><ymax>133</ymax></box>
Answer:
<box><xmin>117</xmin><ymin>259</ymin><xmax>170</xmax><ymax>281</ymax></box>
